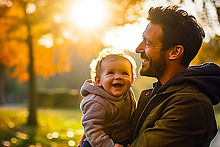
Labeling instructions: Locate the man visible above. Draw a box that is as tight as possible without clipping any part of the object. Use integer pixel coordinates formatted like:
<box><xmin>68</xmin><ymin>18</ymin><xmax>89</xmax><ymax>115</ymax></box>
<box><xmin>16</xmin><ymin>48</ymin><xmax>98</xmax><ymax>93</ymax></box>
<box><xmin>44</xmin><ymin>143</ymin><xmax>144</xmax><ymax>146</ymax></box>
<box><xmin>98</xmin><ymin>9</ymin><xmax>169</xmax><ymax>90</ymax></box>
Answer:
<box><xmin>130</xmin><ymin>5</ymin><xmax>220</xmax><ymax>147</ymax></box>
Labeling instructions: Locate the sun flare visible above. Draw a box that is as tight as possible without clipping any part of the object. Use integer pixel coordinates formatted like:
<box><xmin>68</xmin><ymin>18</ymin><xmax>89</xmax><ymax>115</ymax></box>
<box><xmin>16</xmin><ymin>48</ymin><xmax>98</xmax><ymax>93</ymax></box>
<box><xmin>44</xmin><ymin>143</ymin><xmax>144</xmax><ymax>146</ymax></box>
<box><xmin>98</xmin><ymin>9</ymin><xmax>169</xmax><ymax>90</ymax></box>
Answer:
<box><xmin>68</xmin><ymin>0</ymin><xmax>109</xmax><ymax>31</ymax></box>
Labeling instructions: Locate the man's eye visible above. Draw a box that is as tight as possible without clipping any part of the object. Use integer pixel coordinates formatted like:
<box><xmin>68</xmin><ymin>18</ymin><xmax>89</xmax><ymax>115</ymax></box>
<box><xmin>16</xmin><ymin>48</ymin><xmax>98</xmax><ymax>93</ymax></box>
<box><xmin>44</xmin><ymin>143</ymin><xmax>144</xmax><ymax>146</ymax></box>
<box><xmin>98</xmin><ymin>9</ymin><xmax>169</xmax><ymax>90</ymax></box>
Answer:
<box><xmin>107</xmin><ymin>71</ymin><xmax>114</xmax><ymax>75</ymax></box>
<box><xmin>145</xmin><ymin>42</ymin><xmax>151</xmax><ymax>46</ymax></box>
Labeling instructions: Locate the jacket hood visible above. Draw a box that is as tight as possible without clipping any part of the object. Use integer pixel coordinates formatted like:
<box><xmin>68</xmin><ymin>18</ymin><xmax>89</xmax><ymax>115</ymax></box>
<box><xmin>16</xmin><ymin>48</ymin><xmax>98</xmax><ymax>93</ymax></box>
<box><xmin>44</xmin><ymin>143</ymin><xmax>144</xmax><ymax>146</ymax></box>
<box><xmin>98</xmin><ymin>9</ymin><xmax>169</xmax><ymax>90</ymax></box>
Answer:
<box><xmin>156</xmin><ymin>63</ymin><xmax>220</xmax><ymax>105</ymax></box>
<box><xmin>80</xmin><ymin>79</ymin><xmax>129</xmax><ymax>101</ymax></box>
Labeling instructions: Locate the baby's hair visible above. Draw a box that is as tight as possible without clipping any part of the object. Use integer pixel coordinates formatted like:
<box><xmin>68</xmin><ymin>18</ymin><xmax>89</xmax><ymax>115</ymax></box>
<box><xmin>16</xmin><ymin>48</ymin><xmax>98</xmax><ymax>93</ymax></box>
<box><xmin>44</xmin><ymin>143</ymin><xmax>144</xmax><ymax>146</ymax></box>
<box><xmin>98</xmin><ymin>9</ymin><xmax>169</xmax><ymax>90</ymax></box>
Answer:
<box><xmin>90</xmin><ymin>48</ymin><xmax>137</xmax><ymax>83</ymax></box>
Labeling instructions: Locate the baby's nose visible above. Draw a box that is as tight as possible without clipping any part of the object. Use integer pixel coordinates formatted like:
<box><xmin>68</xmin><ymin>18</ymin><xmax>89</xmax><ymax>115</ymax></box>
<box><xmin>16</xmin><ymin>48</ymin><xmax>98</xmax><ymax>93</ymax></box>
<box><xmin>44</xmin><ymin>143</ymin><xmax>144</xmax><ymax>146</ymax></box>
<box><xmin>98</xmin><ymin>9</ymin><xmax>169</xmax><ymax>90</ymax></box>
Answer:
<box><xmin>114</xmin><ymin>74</ymin><xmax>122</xmax><ymax>80</ymax></box>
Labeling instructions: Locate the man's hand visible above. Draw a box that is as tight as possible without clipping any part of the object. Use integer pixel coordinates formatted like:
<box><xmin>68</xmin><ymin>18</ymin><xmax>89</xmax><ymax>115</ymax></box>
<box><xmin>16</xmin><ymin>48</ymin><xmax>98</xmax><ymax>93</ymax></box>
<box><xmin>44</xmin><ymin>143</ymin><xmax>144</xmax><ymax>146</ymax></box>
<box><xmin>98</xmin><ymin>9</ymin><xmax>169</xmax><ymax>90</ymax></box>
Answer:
<box><xmin>114</xmin><ymin>143</ymin><xmax>124</xmax><ymax>147</ymax></box>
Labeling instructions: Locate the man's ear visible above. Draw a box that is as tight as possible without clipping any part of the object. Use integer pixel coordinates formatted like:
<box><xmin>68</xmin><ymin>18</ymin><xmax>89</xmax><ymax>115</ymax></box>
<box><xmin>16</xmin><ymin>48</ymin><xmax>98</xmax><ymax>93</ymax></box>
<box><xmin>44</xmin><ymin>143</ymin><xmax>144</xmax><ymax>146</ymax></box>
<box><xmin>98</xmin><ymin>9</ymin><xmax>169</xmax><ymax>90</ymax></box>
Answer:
<box><xmin>169</xmin><ymin>45</ymin><xmax>184</xmax><ymax>60</ymax></box>
<box><xmin>95</xmin><ymin>76</ymin><xmax>102</xmax><ymax>86</ymax></box>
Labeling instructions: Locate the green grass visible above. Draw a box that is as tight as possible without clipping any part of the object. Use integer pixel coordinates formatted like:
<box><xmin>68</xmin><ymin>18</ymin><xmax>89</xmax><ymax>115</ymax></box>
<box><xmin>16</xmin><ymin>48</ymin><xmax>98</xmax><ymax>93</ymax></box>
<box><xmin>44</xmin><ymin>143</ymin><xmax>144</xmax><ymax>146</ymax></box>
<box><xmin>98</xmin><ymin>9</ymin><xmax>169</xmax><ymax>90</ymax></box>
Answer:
<box><xmin>0</xmin><ymin>105</ymin><xmax>83</xmax><ymax>147</ymax></box>
<box><xmin>1</xmin><ymin>104</ymin><xmax>220</xmax><ymax>147</ymax></box>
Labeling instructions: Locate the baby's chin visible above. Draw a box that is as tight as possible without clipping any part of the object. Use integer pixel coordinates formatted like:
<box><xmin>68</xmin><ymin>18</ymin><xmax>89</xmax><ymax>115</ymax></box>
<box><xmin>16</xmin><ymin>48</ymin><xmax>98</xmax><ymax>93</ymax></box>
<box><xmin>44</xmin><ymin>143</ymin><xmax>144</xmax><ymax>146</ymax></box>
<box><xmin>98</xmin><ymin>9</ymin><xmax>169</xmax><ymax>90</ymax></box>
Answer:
<box><xmin>112</xmin><ymin>92</ymin><xmax>128</xmax><ymax>98</ymax></box>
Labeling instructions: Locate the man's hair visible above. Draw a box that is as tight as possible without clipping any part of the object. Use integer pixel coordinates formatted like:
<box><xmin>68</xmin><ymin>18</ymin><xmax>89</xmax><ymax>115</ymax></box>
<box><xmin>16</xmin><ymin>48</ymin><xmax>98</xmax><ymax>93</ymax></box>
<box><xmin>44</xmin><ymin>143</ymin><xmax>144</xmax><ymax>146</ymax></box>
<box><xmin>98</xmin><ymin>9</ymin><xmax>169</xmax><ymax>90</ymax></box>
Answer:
<box><xmin>90</xmin><ymin>48</ymin><xmax>137</xmax><ymax>83</ymax></box>
<box><xmin>147</xmin><ymin>5</ymin><xmax>205</xmax><ymax>67</ymax></box>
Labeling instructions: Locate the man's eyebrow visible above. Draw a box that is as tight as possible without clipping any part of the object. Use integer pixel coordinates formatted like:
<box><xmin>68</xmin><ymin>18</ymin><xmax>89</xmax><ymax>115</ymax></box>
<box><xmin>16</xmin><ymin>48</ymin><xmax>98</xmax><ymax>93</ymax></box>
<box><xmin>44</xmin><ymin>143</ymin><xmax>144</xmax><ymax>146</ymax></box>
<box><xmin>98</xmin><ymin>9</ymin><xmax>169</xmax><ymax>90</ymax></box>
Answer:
<box><xmin>142</xmin><ymin>34</ymin><xmax>145</xmax><ymax>40</ymax></box>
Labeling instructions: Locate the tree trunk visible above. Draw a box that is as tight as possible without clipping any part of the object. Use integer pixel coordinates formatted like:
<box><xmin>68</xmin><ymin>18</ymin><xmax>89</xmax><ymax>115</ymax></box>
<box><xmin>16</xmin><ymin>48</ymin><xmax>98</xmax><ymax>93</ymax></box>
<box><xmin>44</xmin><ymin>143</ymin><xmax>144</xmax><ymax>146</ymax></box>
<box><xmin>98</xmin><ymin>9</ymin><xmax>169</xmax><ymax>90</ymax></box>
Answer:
<box><xmin>0</xmin><ymin>64</ymin><xmax>4</xmax><ymax>105</ymax></box>
<box><xmin>26</xmin><ymin>16</ymin><xmax>37</xmax><ymax>125</ymax></box>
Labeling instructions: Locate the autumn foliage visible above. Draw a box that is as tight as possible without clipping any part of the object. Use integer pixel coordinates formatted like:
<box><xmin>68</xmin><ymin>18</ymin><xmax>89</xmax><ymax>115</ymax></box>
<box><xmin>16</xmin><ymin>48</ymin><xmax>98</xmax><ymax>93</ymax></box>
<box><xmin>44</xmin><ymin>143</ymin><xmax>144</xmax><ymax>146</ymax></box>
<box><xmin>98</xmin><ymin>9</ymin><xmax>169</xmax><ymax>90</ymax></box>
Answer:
<box><xmin>0</xmin><ymin>0</ymin><xmax>72</xmax><ymax>82</ymax></box>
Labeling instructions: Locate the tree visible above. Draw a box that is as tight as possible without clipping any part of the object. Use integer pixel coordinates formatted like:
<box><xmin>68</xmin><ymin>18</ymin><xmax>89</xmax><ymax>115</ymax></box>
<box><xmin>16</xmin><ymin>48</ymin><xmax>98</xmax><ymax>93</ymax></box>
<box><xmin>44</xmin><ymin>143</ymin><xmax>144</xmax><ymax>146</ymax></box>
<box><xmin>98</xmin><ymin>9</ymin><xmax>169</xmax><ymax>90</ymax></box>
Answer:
<box><xmin>0</xmin><ymin>0</ymin><xmax>72</xmax><ymax>125</ymax></box>
<box><xmin>192</xmin><ymin>35</ymin><xmax>220</xmax><ymax>65</ymax></box>
<box><xmin>0</xmin><ymin>2</ymin><xmax>12</xmax><ymax>105</ymax></box>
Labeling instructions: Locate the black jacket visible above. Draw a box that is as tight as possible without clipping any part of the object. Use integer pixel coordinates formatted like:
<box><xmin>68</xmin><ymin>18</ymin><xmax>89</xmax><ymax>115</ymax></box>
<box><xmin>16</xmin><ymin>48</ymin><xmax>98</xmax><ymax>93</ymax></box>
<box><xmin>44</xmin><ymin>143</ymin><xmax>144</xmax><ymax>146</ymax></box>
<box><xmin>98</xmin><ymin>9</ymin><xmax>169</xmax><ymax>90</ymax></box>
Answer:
<box><xmin>131</xmin><ymin>63</ymin><xmax>220</xmax><ymax>147</ymax></box>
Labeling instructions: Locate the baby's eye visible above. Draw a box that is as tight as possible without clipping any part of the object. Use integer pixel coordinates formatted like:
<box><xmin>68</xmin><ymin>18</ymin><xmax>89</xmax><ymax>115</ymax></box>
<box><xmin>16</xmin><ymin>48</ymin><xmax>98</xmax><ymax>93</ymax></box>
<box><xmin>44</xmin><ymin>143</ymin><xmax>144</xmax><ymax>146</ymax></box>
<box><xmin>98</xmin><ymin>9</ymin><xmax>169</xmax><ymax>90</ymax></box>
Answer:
<box><xmin>107</xmin><ymin>71</ymin><xmax>114</xmax><ymax>75</ymax></box>
<box><xmin>122</xmin><ymin>72</ymin><xmax>129</xmax><ymax>76</ymax></box>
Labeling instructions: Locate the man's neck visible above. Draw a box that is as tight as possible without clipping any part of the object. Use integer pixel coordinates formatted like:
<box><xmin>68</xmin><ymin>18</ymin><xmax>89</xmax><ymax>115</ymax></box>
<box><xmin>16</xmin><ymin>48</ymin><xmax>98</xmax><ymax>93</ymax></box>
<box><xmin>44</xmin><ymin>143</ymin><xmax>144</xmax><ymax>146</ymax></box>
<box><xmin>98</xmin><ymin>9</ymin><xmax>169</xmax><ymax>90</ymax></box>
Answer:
<box><xmin>159</xmin><ymin>65</ymin><xmax>187</xmax><ymax>85</ymax></box>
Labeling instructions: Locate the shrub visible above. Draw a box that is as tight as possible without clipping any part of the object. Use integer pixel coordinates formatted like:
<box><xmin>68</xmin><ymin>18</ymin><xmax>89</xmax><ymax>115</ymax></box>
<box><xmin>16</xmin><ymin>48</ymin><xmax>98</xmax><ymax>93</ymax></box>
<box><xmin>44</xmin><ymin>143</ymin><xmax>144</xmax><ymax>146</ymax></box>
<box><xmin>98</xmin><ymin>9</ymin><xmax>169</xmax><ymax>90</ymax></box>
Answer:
<box><xmin>37</xmin><ymin>88</ymin><xmax>82</xmax><ymax>108</ymax></box>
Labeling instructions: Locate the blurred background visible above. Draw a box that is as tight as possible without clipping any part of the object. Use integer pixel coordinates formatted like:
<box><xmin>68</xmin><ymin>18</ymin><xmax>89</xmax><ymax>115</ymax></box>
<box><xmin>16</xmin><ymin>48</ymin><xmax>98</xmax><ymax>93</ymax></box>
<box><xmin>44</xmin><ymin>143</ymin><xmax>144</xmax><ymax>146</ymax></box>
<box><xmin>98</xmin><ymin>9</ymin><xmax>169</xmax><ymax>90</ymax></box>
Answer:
<box><xmin>0</xmin><ymin>0</ymin><xmax>219</xmax><ymax>146</ymax></box>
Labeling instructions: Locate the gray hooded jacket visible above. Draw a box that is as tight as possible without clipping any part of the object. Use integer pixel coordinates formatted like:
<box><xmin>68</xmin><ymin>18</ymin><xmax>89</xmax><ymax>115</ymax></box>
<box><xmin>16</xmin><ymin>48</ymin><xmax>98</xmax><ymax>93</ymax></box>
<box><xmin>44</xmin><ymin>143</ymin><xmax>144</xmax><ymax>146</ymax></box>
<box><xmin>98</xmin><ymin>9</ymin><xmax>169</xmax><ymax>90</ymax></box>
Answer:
<box><xmin>80</xmin><ymin>80</ymin><xmax>136</xmax><ymax>147</ymax></box>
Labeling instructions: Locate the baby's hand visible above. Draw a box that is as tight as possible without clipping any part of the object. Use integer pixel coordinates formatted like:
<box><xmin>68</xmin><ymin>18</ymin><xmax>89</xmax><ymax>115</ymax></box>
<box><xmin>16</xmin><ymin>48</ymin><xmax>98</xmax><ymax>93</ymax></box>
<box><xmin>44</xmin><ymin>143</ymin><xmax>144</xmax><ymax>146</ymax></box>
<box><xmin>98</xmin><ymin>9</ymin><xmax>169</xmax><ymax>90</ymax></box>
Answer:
<box><xmin>77</xmin><ymin>141</ymin><xmax>83</xmax><ymax>147</ymax></box>
<box><xmin>114</xmin><ymin>143</ymin><xmax>124</xmax><ymax>147</ymax></box>
<box><xmin>77</xmin><ymin>134</ymin><xmax>85</xmax><ymax>147</ymax></box>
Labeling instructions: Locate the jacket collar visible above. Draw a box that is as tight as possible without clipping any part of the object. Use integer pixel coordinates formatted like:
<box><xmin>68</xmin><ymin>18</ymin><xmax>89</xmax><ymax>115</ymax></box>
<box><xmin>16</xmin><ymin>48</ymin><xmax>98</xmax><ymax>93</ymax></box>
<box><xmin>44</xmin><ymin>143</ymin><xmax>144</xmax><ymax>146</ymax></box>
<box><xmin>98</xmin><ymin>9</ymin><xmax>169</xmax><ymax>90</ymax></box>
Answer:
<box><xmin>153</xmin><ymin>81</ymin><xmax>188</xmax><ymax>96</ymax></box>
<box><xmin>132</xmin><ymin>83</ymin><xmax>185</xmax><ymax>142</ymax></box>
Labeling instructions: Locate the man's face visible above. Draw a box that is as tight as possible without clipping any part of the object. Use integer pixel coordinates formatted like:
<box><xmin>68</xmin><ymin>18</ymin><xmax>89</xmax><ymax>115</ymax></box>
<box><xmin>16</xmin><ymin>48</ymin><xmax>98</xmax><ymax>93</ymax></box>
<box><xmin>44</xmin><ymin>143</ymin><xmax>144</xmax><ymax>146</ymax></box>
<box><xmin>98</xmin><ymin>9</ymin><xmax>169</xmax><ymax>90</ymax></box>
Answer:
<box><xmin>136</xmin><ymin>23</ymin><xmax>167</xmax><ymax>79</ymax></box>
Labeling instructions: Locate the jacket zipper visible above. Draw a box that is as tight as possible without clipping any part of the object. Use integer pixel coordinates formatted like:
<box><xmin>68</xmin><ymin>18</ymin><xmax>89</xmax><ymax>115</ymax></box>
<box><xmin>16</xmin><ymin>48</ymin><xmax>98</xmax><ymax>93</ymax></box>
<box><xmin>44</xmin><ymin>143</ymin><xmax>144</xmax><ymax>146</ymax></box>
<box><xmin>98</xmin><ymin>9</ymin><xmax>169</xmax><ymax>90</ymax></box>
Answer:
<box><xmin>132</xmin><ymin>94</ymin><xmax>157</xmax><ymax>141</ymax></box>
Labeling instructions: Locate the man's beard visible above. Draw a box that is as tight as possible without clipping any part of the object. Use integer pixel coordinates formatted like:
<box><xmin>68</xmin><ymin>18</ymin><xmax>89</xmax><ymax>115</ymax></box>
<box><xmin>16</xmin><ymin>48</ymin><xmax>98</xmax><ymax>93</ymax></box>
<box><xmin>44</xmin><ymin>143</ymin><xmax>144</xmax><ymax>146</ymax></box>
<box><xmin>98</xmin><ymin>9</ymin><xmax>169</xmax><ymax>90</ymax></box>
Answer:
<box><xmin>139</xmin><ymin>52</ymin><xmax>167</xmax><ymax>79</ymax></box>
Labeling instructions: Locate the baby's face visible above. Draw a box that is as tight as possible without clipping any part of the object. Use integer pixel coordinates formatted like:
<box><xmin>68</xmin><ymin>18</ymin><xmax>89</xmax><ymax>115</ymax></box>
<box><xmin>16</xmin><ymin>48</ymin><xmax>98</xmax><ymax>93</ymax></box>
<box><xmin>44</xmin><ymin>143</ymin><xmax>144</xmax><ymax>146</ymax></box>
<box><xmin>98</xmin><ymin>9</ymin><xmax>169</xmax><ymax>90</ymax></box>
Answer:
<box><xmin>96</xmin><ymin>56</ymin><xmax>133</xmax><ymax>97</ymax></box>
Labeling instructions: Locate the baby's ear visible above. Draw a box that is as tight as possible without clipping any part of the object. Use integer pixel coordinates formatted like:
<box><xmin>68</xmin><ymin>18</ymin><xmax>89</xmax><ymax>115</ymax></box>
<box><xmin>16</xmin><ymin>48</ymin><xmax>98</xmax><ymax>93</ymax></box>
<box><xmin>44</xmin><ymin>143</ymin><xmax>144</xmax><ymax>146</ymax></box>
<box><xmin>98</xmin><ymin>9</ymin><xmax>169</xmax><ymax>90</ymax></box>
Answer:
<box><xmin>95</xmin><ymin>77</ymin><xmax>102</xmax><ymax>86</ymax></box>
<box><xmin>131</xmin><ymin>78</ymin><xmax>134</xmax><ymax>86</ymax></box>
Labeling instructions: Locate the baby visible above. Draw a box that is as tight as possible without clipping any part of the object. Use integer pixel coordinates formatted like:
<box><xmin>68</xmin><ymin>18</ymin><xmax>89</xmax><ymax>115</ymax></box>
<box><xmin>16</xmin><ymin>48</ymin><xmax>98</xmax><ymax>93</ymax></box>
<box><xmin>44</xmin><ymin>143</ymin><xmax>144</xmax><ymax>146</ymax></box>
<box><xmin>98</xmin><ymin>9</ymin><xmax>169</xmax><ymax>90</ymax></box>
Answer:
<box><xmin>79</xmin><ymin>48</ymin><xmax>137</xmax><ymax>147</ymax></box>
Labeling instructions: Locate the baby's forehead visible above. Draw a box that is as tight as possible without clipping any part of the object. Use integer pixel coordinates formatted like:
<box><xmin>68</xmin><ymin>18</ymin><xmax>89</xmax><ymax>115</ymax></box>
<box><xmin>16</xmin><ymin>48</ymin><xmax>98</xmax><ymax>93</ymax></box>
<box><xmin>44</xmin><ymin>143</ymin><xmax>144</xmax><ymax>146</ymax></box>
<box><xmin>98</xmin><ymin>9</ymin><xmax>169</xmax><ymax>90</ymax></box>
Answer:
<box><xmin>102</xmin><ymin>55</ymin><xmax>129</xmax><ymax>63</ymax></box>
<box><xmin>100</xmin><ymin>55</ymin><xmax>133</xmax><ymax>72</ymax></box>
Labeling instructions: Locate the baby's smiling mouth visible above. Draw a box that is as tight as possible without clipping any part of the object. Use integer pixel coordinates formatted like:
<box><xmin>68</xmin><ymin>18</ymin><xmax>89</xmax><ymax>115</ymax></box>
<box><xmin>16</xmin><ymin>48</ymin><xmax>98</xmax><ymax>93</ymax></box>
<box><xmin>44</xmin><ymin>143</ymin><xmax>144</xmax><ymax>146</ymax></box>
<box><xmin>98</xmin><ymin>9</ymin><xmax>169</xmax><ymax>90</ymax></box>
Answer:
<box><xmin>112</xmin><ymin>83</ymin><xmax>123</xmax><ymax>87</ymax></box>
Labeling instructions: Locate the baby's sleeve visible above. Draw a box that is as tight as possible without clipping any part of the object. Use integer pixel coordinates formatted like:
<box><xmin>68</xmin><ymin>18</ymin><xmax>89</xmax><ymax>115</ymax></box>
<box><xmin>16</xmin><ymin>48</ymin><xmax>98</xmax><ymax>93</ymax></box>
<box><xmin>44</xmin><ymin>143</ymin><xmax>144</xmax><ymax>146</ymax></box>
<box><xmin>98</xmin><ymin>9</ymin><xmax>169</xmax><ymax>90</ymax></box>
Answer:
<box><xmin>81</xmin><ymin>99</ymin><xmax>114</xmax><ymax>147</ymax></box>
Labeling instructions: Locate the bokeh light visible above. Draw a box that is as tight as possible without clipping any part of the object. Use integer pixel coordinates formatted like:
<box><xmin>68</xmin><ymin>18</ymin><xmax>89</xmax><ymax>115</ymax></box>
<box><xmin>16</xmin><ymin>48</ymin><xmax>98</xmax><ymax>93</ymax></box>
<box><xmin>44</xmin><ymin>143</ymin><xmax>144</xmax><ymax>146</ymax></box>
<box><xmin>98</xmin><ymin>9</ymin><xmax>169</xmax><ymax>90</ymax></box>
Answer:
<box><xmin>68</xmin><ymin>140</ymin><xmax>75</xmax><ymax>146</ymax></box>
<box><xmin>52</xmin><ymin>132</ymin><xmax>59</xmax><ymax>138</ymax></box>
<box><xmin>11</xmin><ymin>137</ymin><xmax>17</xmax><ymax>144</ymax></box>
<box><xmin>26</xmin><ymin>3</ymin><xmax>36</xmax><ymax>14</ymax></box>
<box><xmin>47</xmin><ymin>133</ymin><xmax>53</xmax><ymax>139</ymax></box>
<box><xmin>75</xmin><ymin>129</ymin><xmax>83</xmax><ymax>136</ymax></box>
<box><xmin>23</xmin><ymin>111</ymin><xmax>29</xmax><ymax>117</ymax></box>
<box><xmin>2</xmin><ymin>141</ymin><xmax>10</xmax><ymax>147</ymax></box>
<box><xmin>38</xmin><ymin>34</ymin><xmax>54</xmax><ymax>48</ymax></box>
<box><xmin>6</xmin><ymin>1</ymin><xmax>13</xmax><ymax>7</ymax></box>
<box><xmin>36</xmin><ymin>143</ymin><xmax>42</xmax><ymax>147</ymax></box>
<box><xmin>16</xmin><ymin>132</ymin><xmax>29</xmax><ymax>140</ymax></box>
<box><xmin>8</xmin><ymin>122</ymin><xmax>15</xmax><ymax>128</ymax></box>
<box><xmin>51</xmin><ymin>142</ymin><xmax>57</xmax><ymax>147</ymax></box>
<box><xmin>67</xmin><ymin>131</ymin><xmax>74</xmax><ymax>137</ymax></box>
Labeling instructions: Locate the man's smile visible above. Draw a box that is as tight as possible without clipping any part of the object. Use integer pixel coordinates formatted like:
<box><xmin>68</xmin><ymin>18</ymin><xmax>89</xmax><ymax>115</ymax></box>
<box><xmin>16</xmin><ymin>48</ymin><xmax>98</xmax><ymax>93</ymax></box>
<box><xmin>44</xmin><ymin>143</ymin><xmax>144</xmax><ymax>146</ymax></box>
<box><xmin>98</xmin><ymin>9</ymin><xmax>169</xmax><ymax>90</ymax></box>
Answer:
<box><xmin>140</xmin><ymin>54</ymin><xmax>149</xmax><ymax>63</ymax></box>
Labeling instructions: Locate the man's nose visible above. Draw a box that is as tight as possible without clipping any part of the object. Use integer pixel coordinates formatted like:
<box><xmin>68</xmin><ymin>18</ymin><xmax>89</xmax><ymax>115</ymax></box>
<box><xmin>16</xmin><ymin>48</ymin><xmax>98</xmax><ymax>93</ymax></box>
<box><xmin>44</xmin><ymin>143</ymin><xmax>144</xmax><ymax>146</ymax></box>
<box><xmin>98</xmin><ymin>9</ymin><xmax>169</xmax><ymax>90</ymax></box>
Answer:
<box><xmin>136</xmin><ymin>41</ymin><xmax>145</xmax><ymax>53</ymax></box>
